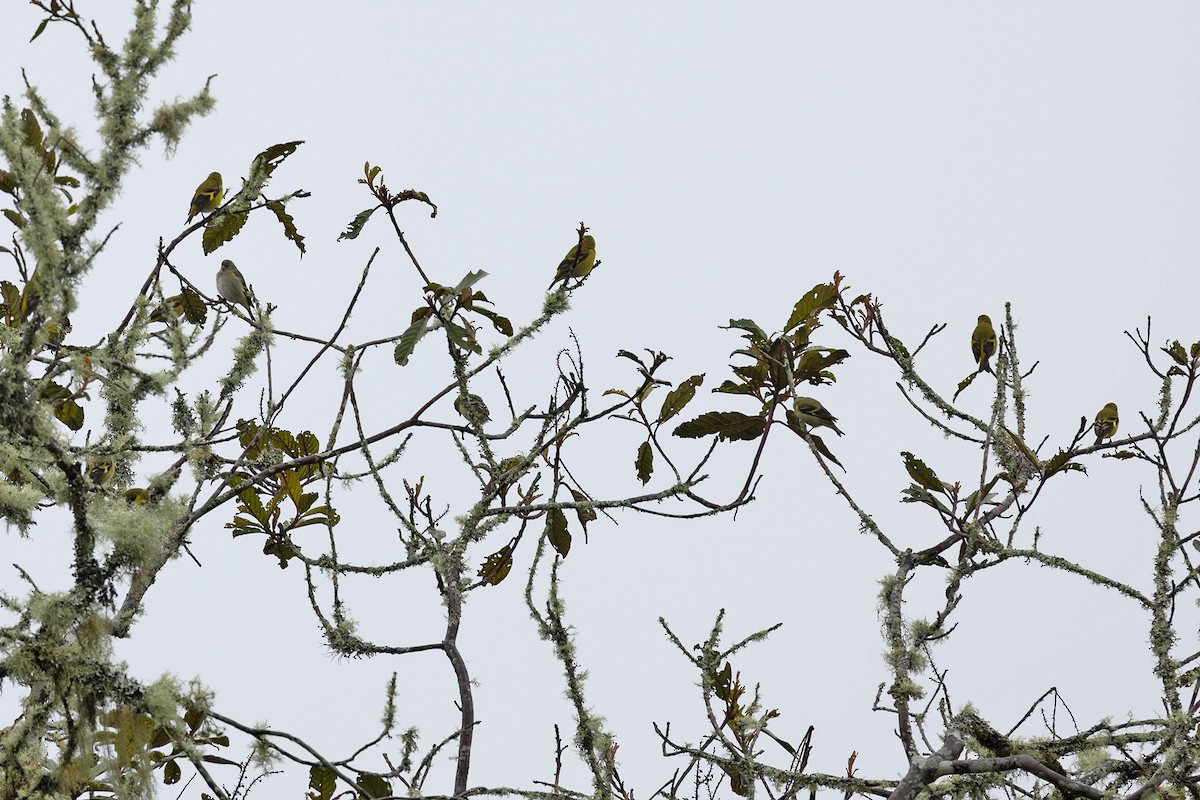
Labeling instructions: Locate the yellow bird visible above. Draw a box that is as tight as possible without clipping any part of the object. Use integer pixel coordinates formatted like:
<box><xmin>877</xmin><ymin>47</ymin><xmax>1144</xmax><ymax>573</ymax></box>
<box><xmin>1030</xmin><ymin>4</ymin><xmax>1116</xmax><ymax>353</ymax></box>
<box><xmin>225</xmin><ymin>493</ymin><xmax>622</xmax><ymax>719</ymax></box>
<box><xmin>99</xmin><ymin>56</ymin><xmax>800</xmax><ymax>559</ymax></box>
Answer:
<box><xmin>971</xmin><ymin>314</ymin><xmax>997</xmax><ymax>374</ymax></box>
<box><xmin>793</xmin><ymin>396</ymin><xmax>844</xmax><ymax>437</ymax></box>
<box><xmin>1092</xmin><ymin>402</ymin><xmax>1119</xmax><ymax>446</ymax></box>
<box><xmin>87</xmin><ymin>457</ymin><xmax>115</xmax><ymax>487</ymax></box>
<box><xmin>549</xmin><ymin>234</ymin><xmax>597</xmax><ymax>288</ymax></box>
<box><xmin>454</xmin><ymin>393</ymin><xmax>491</xmax><ymax>424</ymax></box>
<box><xmin>186</xmin><ymin>171</ymin><xmax>224</xmax><ymax>222</ymax></box>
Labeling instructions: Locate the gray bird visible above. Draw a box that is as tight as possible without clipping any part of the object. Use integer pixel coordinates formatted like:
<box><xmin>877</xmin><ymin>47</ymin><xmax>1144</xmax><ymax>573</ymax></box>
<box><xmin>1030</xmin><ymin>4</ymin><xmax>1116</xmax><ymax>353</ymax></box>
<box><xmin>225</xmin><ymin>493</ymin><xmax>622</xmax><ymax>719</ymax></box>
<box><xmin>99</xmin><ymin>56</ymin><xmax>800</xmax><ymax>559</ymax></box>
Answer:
<box><xmin>216</xmin><ymin>259</ymin><xmax>254</xmax><ymax>314</ymax></box>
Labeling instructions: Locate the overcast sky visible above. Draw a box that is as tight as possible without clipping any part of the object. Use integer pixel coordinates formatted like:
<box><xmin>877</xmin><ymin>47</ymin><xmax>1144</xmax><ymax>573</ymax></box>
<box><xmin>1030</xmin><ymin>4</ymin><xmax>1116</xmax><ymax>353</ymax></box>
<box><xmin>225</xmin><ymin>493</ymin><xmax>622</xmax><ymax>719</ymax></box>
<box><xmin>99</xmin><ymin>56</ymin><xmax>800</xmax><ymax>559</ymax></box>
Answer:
<box><xmin>3</xmin><ymin>2</ymin><xmax>1199</xmax><ymax>796</ymax></box>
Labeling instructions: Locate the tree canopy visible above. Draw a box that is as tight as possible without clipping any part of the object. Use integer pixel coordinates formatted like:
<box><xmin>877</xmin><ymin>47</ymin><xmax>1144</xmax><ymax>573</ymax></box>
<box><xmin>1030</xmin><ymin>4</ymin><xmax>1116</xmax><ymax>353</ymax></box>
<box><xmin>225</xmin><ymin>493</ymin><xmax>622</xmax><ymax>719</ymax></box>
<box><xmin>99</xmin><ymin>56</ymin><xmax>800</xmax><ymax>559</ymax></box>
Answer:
<box><xmin>2</xmin><ymin>4</ymin><xmax>1200</xmax><ymax>800</ymax></box>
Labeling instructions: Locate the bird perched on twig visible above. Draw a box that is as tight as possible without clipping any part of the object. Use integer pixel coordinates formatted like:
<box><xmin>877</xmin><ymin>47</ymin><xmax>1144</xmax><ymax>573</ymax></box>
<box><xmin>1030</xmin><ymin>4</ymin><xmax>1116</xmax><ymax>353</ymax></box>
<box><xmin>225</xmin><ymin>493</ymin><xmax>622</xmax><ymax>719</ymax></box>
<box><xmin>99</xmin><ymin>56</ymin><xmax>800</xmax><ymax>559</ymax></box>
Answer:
<box><xmin>971</xmin><ymin>314</ymin><xmax>997</xmax><ymax>374</ymax></box>
<box><xmin>454</xmin><ymin>393</ymin><xmax>491</xmax><ymax>424</ymax></box>
<box><xmin>87</xmin><ymin>457</ymin><xmax>115</xmax><ymax>488</ymax></box>
<box><xmin>1093</xmin><ymin>402</ymin><xmax>1119</xmax><ymax>446</ymax></box>
<box><xmin>549</xmin><ymin>234</ymin><xmax>597</xmax><ymax>289</ymax></box>
<box><xmin>216</xmin><ymin>259</ymin><xmax>254</xmax><ymax>316</ymax></box>
<box><xmin>186</xmin><ymin>171</ymin><xmax>224</xmax><ymax>223</ymax></box>
<box><xmin>792</xmin><ymin>396</ymin><xmax>844</xmax><ymax>436</ymax></box>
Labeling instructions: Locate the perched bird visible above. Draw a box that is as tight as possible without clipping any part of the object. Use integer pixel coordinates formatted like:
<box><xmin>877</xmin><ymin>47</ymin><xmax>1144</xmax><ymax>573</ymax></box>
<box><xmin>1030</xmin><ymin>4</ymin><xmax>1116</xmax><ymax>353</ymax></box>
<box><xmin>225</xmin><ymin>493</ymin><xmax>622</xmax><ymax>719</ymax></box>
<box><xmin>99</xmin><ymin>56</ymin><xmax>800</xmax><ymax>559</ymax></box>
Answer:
<box><xmin>549</xmin><ymin>234</ymin><xmax>597</xmax><ymax>288</ymax></box>
<box><xmin>186</xmin><ymin>171</ymin><xmax>224</xmax><ymax>223</ymax></box>
<box><xmin>454</xmin><ymin>392</ymin><xmax>491</xmax><ymax>424</ymax></box>
<box><xmin>971</xmin><ymin>314</ymin><xmax>997</xmax><ymax>374</ymax></box>
<box><xmin>216</xmin><ymin>259</ymin><xmax>254</xmax><ymax>314</ymax></box>
<box><xmin>1093</xmin><ymin>402</ymin><xmax>1119</xmax><ymax>446</ymax></box>
<box><xmin>123</xmin><ymin>487</ymin><xmax>149</xmax><ymax>506</ymax></box>
<box><xmin>792</xmin><ymin>396</ymin><xmax>844</xmax><ymax>436</ymax></box>
<box><xmin>87</xmin><ymin>457</ymin><xmax>115</xmax><ymax>487</ymax></box>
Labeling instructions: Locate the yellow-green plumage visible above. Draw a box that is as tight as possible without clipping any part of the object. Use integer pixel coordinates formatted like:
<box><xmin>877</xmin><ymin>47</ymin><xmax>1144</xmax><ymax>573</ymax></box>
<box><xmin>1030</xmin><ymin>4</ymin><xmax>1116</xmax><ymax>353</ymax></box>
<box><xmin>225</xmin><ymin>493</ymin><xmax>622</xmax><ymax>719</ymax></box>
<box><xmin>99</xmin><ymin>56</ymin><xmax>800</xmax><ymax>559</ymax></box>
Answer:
<box><xmin>88</xmin><ymin>457</ymin><xmax>114</xmax><ymax>487</ymax></box>
<box><xmin>549</xmin><ymin>234</ymin><xmax>597</xmax><ymax>288</ymax></box>
<box><xmin>186</xmin><ymin>171</ymin><xmax>224</xmax><ymax>222</ymax></box>
<box><xmin>216</xmin><ymin>259</ymin><xmax>253</xmax><ymax>313</ymax></box>
<box><xmin>1093</xmin><ymin>402</ymin><xmax>1119</xmax><ymax>446</ymax></box>
<box><xmin>793</xmin><ymin>396</ymin><xmax>844</xmax><ymax>437</ymax></box>
<box><xmin>454</xmin><ymin>393</ymin><xmax>491</xmax><ymax>424</ymax></box>
<box><xmin>971</xmin><ymin>314</ymin><xmax>997</xmax><ymax>374</ymax></box>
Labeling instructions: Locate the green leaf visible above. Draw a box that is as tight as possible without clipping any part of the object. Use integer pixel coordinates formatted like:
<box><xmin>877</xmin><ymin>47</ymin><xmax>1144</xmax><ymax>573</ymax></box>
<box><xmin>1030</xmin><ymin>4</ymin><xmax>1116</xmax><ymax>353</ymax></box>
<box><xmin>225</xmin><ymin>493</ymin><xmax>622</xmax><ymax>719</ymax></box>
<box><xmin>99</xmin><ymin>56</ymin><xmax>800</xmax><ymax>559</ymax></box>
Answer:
<box><xmin>356</xmin><ymin>773</ymin><xmax>392</xmax><ymax>800</ymax></box>
<box><xmin>785</xmin><ymin>282</ymin><xmax>839</xmax><ymax>332</ymax></box>
<box><xmin>453</xmin><ymin>269</ymin><xmax>488</xmax><ymax>294</ymax></box>
<box><xmin>806</xmin><ymin>432</ymin><xmax>844</xmax><ymax>469</ymax></box>
<box><xmin>55</xmin><ymin>398</ymin><xmax>84</xmax><ymax>431</ymax></box>
<box><xmin>479</xmin><ymin>544</ymin><xmax>514</xmax><ymax>585</ymax></box>
<box><xmin>714</xmin><ymin>662</ymin><xmax>733</xmax><ymax>699</ymax></box>
<box><xmin>338</xmin><ymin>207</ymin><xmax>378</xmax><ymax>241</ymax></box>
<box><xmin>266</xmin><ymin>199</ymin><xmax>306</xmax><ymax>256</ymax></box>
<box><xmin>723</xmin><ymin>318</ymin><xmax>769</xmax><ymax>345</ymax></box>
<box><xmin>713</xmin><ymin>379</ymin><xmax>754</xmax><ymax>395</ymax></box>
<box><xmin>616</xmin><ymin>349</ymin><xmax>646</xmax><ymax>366</ymax></box>
<box><xmin>474</xmin><ymin>306</ymin><xmax>513</xmax><ymax>336</ymax></box>
<box><xmin>546</xmin><ymin>507</ymin><xmax>571</xmax><ymax>557</ymax></box>
<box><xmin>765</xmin><ymin>336</ymin><xmax>791</xmax><ymax>387</ymax></box>
<box><xmin>202</xmin><ymin>210</ymin><xmax>248</xmax><ymax>254</ymax></box>
<box><xmin>240</xmin><ymin>487</ymin><xmax>269</xmax><ymax>525</ymax></box>
<box><xmin>1043</xmin><ymin>449</ymin><xmax>1087</xmax><ymax>478</ymax></box>
<box><xmin>444</xmin><ymin>320</ymin><xmax>482</xmax><ymax>355</ymax></box>
<box><xmin>394</xmin><ymin>313</ymin><xmax>430</xmax><ymax>366</ymax></box>
<box><xmin>0</xmin><ymin>280</ymin><xmax>20</xmax><ymax>324</ymax></box>
<box><xmin>309</xmin><ymin>765</ymin><xmax>337</xmax><ymax>800</ymax></box>
<box><xmin>30</xmin><ymin>17</ymin><xmax>50</xmax><ymax>42</ymax></box>
<box><xmin>793</xmin><ymin>348</ymin><xmax>850</xmax><ymax>384</ymax></box>
<box><xmin>3</xmin><ymin>209</ymin><xmax>27</xmax><ymax>229</ymax></box>
<box><xmin>20</xmin><ymin>109</ymin><xmax>43</xmax><ymax>151</ymax></box>
<box><xmin>391</xmin><ymin>188</ymin><xmax>438</xmax><ymax>218</ymax></box>
<box><xmin>263</xmin><ymin>537</ymin><xmax>299</xmax><ymax>568</ymax></box>
<box><xmin>250</xmin><ymin>140</ymin><xmax>304</xmax><ymax>182</ymax></box>
<box><xmin>964</xmin><ymin>475</ymin><xmax>1001</xmax><ymax>515</ymax></box>
<box><xmin>184</xmin><ymin>707</ymin><xmax>206</xmax><ymax>734</ymax></box>
<box><xmin>281</xmin><ymin>470</ymin><xmax>302</xmax><ymax>505</ymax></box>
<box><xmin>1164</xmin><ymin>340</ymin><xmax>1188</xmax><ymax>366</ymax></box>
<box><xmin>295</xmin><ymin>492</ymin><xmax>319</xmax><ymax>514</ymax></box>
<box><xmin>657</xmin><ymin>374</ymin><xmax>704</xmax><ymax>424</ymax></box>
<box><xmin>296</xmin><ymin>430</ymin><xmax>320</xmax><ymax>455</ymax></box>
<box><xmin>731</xmin><ymin>363</ymin><xmax>768</xmax><ymax>386</ymax></box>
<box><xmin>39</xmin><ymin>380</ymin><xmax>71</xmax><ymax>402</ymax></box>
<box><xmin>635</xmin><ymin>440</ymin><xmax>654</xmax><ymax>485</ymax></box>
<box><xmin>901</xmin><ymin>451</ymin><xmax>944</xmax><ymax>493</ymax></box>
<box><xmin>162</xmin><ymin>759</ymin><xmax>181</xmax><ymax>784</ymax></box>
<box><xmin>199</xmin><ymin>754</ymin><xmax>241</xmax><ymax>766</ymax></box>
<box><xmin>900</xmin><ymin>485</ymin><xmax>949</xmax><ymax>514</ymax></box>
<box><xmin>674</xmin><ymin>411</ymin><xmax>765</xmax><ymax>442</ymax></box>
<box><xmin>179</xmin><ymin>286</ymin><xmax>208</xmax><ymax>324</ymax></box>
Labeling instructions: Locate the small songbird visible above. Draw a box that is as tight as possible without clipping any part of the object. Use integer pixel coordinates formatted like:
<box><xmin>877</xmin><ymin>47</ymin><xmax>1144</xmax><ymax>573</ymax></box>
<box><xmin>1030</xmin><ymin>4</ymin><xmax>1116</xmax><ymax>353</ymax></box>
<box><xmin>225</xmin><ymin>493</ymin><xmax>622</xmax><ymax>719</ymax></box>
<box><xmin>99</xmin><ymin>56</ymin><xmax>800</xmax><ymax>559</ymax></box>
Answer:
<box><xmin>87</xmin><ymin>457</ymin><xmax>115</xmax><ymax>487</ymax></box>
<box><xmin>186</xmin><ymin>171</ymin><xmax>224</xmax><ymax>223</ymax></box>
<box><xmin>793</xmin><ymin>396</ymin><xmax>844</xmax><ymax>436</ymax></box>
<box><xmin>1093</xmin><ymin>402</ymin><xmax>1119</xmax><ymax>446</ymax></box>
<box><xmin>454</xmin><ymin>392</ymin><xmax>491</xmax><ymax>424</ymax></box>
<box><xmin>216</xmin><ymin>259</ymin><xmax>254</xmax><ymax>314</ymax></box>
<box><xmin>971</xmin><ymin>314</ymin><xmax>997</xmax><ymax>374</ymax></box>
<box><xmin>549</xmin><ymin>234</ymin><xmax>597</xmax><ymax>288</ymax></box>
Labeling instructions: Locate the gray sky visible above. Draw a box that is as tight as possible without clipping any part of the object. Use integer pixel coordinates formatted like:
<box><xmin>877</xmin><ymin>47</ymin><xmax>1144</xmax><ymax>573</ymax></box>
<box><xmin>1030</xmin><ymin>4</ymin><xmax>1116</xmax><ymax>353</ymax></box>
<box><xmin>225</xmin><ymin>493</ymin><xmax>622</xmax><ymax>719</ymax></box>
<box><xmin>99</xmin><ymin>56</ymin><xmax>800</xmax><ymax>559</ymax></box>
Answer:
<box><xmin>3</xmin><ymin>2</ymin><xmax>1199</xmax><ymax>796</ymax></box>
